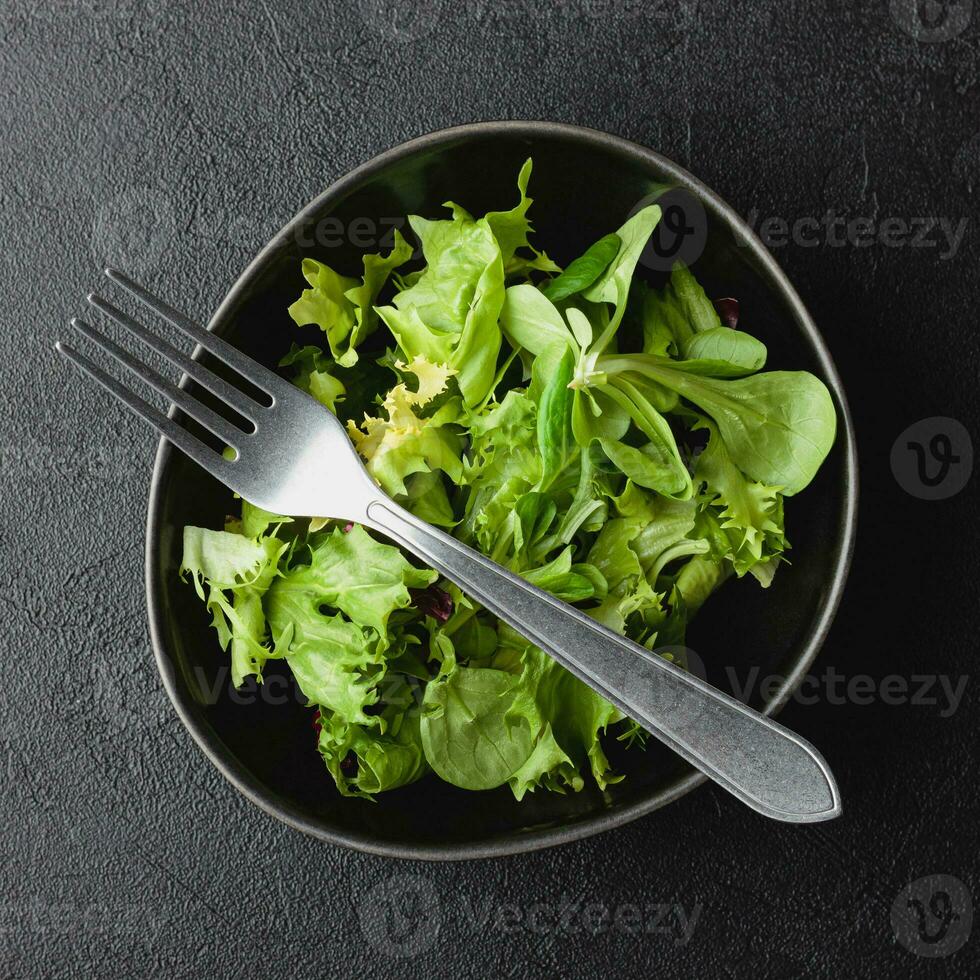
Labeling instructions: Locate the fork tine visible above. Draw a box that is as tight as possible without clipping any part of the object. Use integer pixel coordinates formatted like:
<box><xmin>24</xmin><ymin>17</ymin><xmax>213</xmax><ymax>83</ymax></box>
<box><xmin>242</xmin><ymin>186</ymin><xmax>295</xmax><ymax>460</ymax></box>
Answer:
<box><xmin>104</xmin><ymin>268</ymin><xmax>289</xmax><ymax>401</ymax></box>
<box><xmin>55</xmin><ymin>341</ymin><xmax>235</xmax><ymax>483</ymax></box>
<box><xmin>70</xmin><ymin>317</ymin><xmax>249</xmax><ymax>450</ymax></box>
<box><xmin>87</xmin><ymin>293</ymin><xmax>262</xmax><ymax>423</ymax></box>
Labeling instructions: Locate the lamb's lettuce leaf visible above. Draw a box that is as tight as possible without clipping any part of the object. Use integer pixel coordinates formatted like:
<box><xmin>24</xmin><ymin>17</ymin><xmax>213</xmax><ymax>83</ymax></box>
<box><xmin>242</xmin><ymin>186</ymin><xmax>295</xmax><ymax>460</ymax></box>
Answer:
<box><xmin>541</xmin><ymin>233</ymin><xmax>621</xmax><ymax>303</ymax></box>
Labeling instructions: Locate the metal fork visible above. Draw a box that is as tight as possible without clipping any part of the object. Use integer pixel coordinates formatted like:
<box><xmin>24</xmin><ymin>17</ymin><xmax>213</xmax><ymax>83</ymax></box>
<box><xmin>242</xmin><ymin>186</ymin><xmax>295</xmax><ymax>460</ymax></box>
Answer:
<box><xmin>57</xmin><ymin>269</ymin><xmax>841</xmax><ymax>823</ymax></box>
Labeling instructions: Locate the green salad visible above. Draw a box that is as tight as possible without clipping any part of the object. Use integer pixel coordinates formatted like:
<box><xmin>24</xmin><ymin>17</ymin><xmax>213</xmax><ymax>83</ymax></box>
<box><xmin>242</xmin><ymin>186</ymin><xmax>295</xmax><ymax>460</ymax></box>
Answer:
<box><xmin>181</xmin><ymin>161</ymin><xmax>836</xmax><ymax>800</ymax></box>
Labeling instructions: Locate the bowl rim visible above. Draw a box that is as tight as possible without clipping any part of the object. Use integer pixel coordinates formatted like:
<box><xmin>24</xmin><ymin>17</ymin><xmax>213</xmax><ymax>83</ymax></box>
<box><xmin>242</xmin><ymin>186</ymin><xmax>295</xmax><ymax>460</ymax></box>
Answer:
<box><xmin>145</xmin><ymin>119</ymin><xmax>859</xmax><ymax>861</ymax></box>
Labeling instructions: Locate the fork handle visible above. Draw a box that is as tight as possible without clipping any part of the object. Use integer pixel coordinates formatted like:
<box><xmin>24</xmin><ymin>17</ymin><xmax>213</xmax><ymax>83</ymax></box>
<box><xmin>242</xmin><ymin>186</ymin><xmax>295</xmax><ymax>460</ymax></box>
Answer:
<box><xmin>364</xmin><ymin>498</ymin><xmax>840</xmax><ymax>822</ymax></box>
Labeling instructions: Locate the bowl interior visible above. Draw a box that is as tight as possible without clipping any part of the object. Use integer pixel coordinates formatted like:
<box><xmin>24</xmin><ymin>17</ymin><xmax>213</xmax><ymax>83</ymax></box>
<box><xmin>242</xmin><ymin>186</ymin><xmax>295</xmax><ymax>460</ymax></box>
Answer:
<box><xmin>148</xmin><ymin>125</ymin><xmax>853</xmax><ymax>857</ymax></box>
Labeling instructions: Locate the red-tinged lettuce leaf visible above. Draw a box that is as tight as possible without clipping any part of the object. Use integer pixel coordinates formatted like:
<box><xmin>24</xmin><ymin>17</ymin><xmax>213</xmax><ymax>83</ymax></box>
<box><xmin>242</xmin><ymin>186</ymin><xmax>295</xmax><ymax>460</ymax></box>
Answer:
<box><xmin>318</xmin><ymin>701</ymin><xmax>429</xmax><ymax>798</ymax></box>
<box><xmin>713</xmin><ymin>296</ymin><xmax>739</xmax><ymax>328</ymax></box>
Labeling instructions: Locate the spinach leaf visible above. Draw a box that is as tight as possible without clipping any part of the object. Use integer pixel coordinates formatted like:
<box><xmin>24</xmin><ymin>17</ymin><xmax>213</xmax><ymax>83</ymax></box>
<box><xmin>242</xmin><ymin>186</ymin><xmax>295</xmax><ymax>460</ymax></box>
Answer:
<box><xmin>420</xmin><ymin>666</ymin><xmax>534</xmax><ymax>790</ymax></box>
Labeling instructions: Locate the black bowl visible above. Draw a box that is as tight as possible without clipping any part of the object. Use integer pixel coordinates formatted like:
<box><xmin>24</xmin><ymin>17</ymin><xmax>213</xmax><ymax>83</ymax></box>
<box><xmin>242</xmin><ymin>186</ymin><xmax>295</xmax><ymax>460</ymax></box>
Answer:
<box><xmin>146</xmin><ymin>121</ymin><xmax>858</xmax><ymax>860</ymax></box>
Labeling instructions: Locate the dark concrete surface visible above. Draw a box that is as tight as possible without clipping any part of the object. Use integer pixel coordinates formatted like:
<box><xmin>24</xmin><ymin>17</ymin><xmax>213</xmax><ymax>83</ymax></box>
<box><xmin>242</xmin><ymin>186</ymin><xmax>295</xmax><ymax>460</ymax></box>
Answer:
<box><xmin>1</xmin><ymin>1</ymin><xmax>978</xmax><ymax>976</ymax></box>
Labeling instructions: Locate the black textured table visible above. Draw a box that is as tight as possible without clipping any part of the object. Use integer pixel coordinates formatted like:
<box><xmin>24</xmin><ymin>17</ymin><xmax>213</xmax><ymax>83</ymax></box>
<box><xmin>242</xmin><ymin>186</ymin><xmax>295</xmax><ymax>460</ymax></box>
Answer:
<box><xmin>2</xmin><ymin>2</ymin><xmax>978</xmax><ymax>977</ymax></box>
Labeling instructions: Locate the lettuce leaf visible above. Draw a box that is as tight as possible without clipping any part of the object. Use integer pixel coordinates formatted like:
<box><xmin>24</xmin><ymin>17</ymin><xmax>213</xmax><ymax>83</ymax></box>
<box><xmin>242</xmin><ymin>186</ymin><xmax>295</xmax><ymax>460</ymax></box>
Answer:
<box><xmin>267</xmin><ymin>524</ymin><xmax>435</xmax><ymax>642</ymax></box>
<box><xmin>347</xmin><ymin>355</ymin><xmax>463</xmax><ymax>497</ymax></box>
<box><xmin>378</xmin><ymin>170</ymin><xmax>542</xmax><ymax>406</ymax></box>
<box><xmin>318</xmin><ymin>700</ymin><xmax>428</xmax><ymax>798</ymax></box>
<box><xmin>182</xmin><ymin>158</ymin><xmax>836</xmax><ymax>802</ymax></box>
<box><xmin>181</xmin><ymin>527</ymin><xmax>286</xmax><ymax>686</ymax></box>
<box><xmin>693</xmin><ymin>418</ymin><xmax>788</xmax><ymax>576</ymax></box>
<box><xmin>288</xmin><ymin>231</ymin><xmax>412</xmax><ymax>367</ymax></box>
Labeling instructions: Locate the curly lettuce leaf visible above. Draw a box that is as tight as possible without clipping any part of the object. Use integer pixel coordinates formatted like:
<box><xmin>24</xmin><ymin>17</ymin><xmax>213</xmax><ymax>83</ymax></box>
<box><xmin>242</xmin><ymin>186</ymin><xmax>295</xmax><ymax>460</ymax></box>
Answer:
<box><xmin>693</xmin><ymin>418</ymin><xmax>788</xmax><ymax>577</ymax></box>
<box><xmin>318</xmin><ymin>700</ymin><xmax>428</xmax><ymax>798</ymax></box>
<box><xmin>180</xmin><ymin>527</ymin><xmax>286</xmax><ymax>686</ymax></box>
<box><xmin>267</xmin><ymin>524</ymin><xmax>436</xmax><ymax>643</ymax></box>
<box><xmin>483</xmin><ymin>158</ymin><xmax>558</xmax><ymax>274</ymax></box>
<box><xmin>278</xmin><ymin>344</ymin><xmax>346</xmax><ymax>412</ymax></box>
<box><xmin>458</xmin><ymin>390</ymin><xmax>542</xmax><ymax>552</ymax></box>
<box><xmin>269</xmin><ymin>609</ymin><xmax>384</xmax><ymax>726</ymax></box>
<box><xmin>377</xmin><ymin>172</ymin><xmax>553</xmax><ymax>406</ymax></box>
<box><xmin>347</xmin><ymin>355</ymin><xmax>463</xmax><ymax>497</ymax></box>
<box><xmin>287</xmin><ymin>232</ymin><xmax>411</xmax><ymax>367</ymax></box>
<box><xmin>344</xmin><ymin>229</ymin><xmax>414</xmax><ymax>360</ymax></box>
<box><xmin>503</xmin><ymin>634</ymin><xmax>623</xmax><ymax>792</ymax></box>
